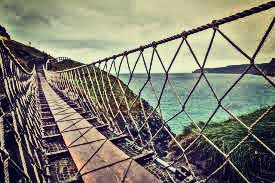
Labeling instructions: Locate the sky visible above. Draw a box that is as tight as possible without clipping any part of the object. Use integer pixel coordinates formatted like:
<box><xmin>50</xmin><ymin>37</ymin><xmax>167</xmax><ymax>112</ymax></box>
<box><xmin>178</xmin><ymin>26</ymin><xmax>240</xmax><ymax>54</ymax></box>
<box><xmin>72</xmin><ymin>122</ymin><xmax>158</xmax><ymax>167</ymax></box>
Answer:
<box><xmin>0</xmin><ymin>0</ymin><xmax>274</xmax><ymax>72</ymax></box>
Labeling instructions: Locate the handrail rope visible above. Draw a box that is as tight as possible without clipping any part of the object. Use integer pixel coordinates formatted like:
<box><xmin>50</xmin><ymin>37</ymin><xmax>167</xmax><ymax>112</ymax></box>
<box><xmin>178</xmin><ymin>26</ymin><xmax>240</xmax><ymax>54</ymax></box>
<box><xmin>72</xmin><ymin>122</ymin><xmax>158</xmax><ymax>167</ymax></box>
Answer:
<box><xmin>1</xmin><ymin>40</ymin><xmax>35</xmax><ymax>75</ymax></box>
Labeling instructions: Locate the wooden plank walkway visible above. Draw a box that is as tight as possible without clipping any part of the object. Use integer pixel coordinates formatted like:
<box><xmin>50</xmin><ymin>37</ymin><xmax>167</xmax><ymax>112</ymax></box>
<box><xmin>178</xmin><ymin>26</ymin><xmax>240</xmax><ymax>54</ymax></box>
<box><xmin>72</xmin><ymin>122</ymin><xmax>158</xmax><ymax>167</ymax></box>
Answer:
<box><xmin>39</xmin><ymin>73</ymin><xmax>159</xmax><ymax>183</ymax></box>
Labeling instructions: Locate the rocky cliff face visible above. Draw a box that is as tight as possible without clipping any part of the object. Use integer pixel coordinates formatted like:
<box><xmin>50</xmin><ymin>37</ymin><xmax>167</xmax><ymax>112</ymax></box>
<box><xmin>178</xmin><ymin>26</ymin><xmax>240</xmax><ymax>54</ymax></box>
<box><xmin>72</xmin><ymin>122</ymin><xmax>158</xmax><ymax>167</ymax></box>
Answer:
<box><xmin>0</xmin><ymin>25</ymin><xmax>10</xmax><ymax>40</ymax></box>
<box><xmin>193</xmin><ymin>58</ymin><xmax>275</xmax><ymax>76</ymax></box>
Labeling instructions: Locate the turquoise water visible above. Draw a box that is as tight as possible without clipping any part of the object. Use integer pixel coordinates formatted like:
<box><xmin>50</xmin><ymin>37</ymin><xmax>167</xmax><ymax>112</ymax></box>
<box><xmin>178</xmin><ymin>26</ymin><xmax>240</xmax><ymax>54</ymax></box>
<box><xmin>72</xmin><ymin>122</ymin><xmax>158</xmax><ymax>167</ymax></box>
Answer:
<box><xmin>119</xmin><ymin>73</ymin><xmax>275</xmax><ymax>135</ymax></box>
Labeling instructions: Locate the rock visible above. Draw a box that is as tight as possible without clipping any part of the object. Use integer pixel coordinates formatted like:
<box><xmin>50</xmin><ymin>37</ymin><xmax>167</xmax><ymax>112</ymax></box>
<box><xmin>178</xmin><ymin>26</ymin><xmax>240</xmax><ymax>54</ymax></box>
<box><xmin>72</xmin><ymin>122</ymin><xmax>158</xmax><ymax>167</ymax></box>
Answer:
<box><xmin>0</xmin><ymin>25</ymin><xmax>11</xmax><ymax>40</ymax></box>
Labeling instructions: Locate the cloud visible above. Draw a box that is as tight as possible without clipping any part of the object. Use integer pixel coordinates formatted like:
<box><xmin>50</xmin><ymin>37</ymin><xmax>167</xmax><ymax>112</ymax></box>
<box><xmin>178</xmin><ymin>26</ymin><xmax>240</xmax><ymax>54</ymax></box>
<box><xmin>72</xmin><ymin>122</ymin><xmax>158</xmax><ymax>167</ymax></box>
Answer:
<box><xmin>0</xmin><ymin>0</ymin><xmax>273</xmax><ymax>72</ymax></box>
<box><xmin>43</xmin><ymin>39</ymin><xmax>129</xmax><ymax>50</ymax></box>
<box><xmin>1</xmin><ymin>0</ymin><xmax>51</xmax><ymax>26</ymax></box>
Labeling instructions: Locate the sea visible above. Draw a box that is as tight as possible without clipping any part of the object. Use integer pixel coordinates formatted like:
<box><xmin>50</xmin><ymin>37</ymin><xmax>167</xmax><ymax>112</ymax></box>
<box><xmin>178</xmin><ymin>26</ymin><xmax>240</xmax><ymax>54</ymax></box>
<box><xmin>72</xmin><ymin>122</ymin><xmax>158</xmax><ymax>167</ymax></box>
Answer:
<box><xmin>119</xmin><ymin>73</ymin><xmax>275</xmax><ymax>135</ymax></box>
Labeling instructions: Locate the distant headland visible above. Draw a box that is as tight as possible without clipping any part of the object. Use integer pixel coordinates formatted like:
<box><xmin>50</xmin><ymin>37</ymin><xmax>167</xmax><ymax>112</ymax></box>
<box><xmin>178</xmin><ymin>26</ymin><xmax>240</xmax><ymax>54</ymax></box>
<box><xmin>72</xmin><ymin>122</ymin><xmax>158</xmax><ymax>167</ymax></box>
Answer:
<box><xmin>193</xmin><ymin>58</ymin><xmax>275</xmax><ymax>76</ymax></box>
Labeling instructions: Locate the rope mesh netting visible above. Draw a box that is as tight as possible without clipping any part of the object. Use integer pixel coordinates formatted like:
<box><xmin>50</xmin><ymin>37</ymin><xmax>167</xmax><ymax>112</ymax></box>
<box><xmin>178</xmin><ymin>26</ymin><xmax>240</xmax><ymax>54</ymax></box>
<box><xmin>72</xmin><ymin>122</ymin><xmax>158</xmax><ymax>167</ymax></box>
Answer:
<box><xmin>0</xmin><ymin>1</ymin><xmax>274</xmax><ymax>183</ymax></box>
<box><xmin>0</xmin><ymin>40</ymin><xmax>49</xmax><ymax>182</ymax></box>
<box><xmin>45</xmin><ymin>2</ymin><xmax>275</xmax><ymax>182</ymax></box>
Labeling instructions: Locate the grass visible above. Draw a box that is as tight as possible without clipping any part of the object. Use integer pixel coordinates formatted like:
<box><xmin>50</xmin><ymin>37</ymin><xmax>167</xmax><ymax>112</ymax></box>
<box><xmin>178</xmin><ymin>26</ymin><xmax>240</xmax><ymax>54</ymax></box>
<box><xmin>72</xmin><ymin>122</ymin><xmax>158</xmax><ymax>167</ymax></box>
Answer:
<box><xmin>49</xmin><ymin>59</ymin><xmax>84</xmax><ymax>71</ymax></box>
<box><xmin>169</xmin><ymin>106</ymin><xmax>275</xmax><ymax>182</ymax></box>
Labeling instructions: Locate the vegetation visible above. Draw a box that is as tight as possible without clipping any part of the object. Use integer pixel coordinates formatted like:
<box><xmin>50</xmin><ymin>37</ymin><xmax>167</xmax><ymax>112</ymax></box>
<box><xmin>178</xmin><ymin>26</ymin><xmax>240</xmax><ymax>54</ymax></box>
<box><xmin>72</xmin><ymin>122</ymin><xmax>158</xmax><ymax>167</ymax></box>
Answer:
<box><xmin>169</xmin><ymin>106</ymin><xmax>275</xmax><ymax>182</ymax></box>
<box><xmin>3</xmin><ymin>39</ymin><xmax>52</xmax><ymax>71</ymax></box>
<box><xmin>49</xmin><ymin>59</ymin><xmax>84</xmax><ymax>71</ymax></box>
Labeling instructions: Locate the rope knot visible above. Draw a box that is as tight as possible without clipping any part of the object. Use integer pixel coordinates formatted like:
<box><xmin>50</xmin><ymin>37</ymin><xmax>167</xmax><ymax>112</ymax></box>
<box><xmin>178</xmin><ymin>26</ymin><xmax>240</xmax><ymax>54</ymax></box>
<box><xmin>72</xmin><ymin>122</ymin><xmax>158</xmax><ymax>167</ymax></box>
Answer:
<box><xmin>139</xmin><ymin>46</ymin><xmax>144</xmax><ymax>52</ymax></box>
<box><xmin>152</xmin><ymin>41</ymin><xmax>157</xmax><ymax>48</ymax></box>
<box><xmin>212</xmin><ymin>20</ymin><xmax>219</xmax><ymax>29</ymax></box>
<box><xmin>217</xmin><ymin>100</ymin><xmax>222</xmax><ymax>106</ymax></box>
<box><xmin>181</xmin><ymin>31</ymin><xmax>188</xmax><ymax>39</ymax></box>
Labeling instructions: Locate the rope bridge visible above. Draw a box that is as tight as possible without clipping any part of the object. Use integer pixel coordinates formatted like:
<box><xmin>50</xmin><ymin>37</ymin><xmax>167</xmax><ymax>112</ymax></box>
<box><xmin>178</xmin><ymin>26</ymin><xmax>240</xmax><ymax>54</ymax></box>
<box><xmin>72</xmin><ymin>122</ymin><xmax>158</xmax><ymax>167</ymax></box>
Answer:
<box><xmin>0</xmin><ymin>41</ymin><xmax>49</xmax><ymax>182</ymax></box>
<box><xmin>1</xmin><ymin>1</ymin><xmax>275</xmax><ymax>182</ymax></box>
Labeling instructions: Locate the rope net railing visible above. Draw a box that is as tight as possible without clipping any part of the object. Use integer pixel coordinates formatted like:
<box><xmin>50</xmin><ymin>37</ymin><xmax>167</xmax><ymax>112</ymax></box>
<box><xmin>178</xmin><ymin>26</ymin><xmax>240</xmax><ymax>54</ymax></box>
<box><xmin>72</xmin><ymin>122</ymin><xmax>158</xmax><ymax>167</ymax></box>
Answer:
<box><xmin>45</xmin><ymin>2</ymin><xmax>274</xmax><ymax>182</ymax></box>
<box><xmin>0</xmin><ymin>40</ymin><xmax>49</xmax><ymax>182</ymax></box>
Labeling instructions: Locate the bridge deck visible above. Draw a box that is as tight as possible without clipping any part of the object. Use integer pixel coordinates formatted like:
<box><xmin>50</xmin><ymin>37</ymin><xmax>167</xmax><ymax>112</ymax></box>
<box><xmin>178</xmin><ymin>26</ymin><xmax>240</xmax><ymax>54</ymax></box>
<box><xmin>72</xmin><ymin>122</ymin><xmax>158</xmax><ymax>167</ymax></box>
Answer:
<box><xmin>38</xmin><ymin>72</ymin><xmax>159</xmax><ymax>182</ymax></box>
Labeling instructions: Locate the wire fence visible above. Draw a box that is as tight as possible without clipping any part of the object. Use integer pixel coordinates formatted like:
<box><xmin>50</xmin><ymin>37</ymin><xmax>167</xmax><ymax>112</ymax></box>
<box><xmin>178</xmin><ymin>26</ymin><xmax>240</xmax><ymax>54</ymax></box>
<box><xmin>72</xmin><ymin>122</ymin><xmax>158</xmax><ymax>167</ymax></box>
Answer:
<box><xmin>46</xmin><ymin>2</ymin><xmax>275</xmax><ymax>182</ymax></box>
<box><xmin>0</xmin><ymin>40</ymin><xmax>49</xmax><ymax>182</ymax></box>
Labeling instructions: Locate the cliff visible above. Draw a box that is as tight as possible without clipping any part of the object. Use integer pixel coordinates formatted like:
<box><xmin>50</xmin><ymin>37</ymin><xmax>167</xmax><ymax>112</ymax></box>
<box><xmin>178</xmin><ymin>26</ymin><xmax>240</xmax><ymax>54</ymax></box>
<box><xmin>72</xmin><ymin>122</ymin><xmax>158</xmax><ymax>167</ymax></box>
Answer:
<box><xmin>0</xmin><ymin>25</ymin><xmax>10</xmax><ymax>40</ymax></box>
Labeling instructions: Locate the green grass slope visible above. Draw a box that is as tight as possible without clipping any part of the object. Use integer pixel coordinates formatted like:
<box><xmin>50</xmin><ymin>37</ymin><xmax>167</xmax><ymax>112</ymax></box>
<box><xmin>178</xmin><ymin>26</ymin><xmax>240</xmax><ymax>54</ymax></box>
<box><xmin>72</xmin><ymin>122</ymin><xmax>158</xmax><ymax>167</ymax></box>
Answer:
<box><xmin>49</xmin><ymin>59</ymin><xmax>84</xmax><ymax>71</ymax></box>
<box><xmin>169</xmin><ymin>106</ymin><xmax>275</xmax><ymax>182</ymax></box>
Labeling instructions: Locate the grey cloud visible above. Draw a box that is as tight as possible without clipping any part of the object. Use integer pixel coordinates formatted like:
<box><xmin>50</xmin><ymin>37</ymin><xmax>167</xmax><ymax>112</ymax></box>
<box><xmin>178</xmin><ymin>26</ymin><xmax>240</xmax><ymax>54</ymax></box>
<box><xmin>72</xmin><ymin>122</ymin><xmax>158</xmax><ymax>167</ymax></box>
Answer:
<box><xmin>0</xmin><ymin>0</ymin><xmax>273</xmax><ymax>71</ymax></box>
<box><xmin>0</xmin><ymin>0</ymin><xmax>54</xmax><ymax>30</ymax></box>
<box><xmin>43</xmin><ymin>39</ymin><xmax>129</xmax><ymax>50</ymax></box>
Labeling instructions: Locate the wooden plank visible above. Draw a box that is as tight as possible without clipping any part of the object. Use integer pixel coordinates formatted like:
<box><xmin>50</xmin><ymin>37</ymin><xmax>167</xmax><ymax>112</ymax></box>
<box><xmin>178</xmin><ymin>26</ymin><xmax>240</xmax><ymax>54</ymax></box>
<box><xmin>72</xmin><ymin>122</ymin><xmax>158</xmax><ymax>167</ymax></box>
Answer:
<box><xmin>40</xmin><ymin>77</ymin><xmax>159</xmax><ymax>183</ymax></box>
<box><xmin>79</xmin><ymin>140</ymin><xmax>130</xmax><ymax>175</ymax></box>
<box><xmin>82</xmin><ymin>159</ymin><xmax>132</xmax><ymax>183</ymax></box>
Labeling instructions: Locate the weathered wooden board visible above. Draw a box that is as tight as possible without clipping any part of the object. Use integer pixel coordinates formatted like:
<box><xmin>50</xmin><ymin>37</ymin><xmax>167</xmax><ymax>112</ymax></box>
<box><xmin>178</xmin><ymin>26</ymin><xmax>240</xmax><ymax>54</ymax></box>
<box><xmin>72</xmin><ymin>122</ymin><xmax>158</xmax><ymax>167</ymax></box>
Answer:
<box><xmin>40</xmin><ymin>77</ymin><xmax>159</xmax><ymax>182</ymax></box>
